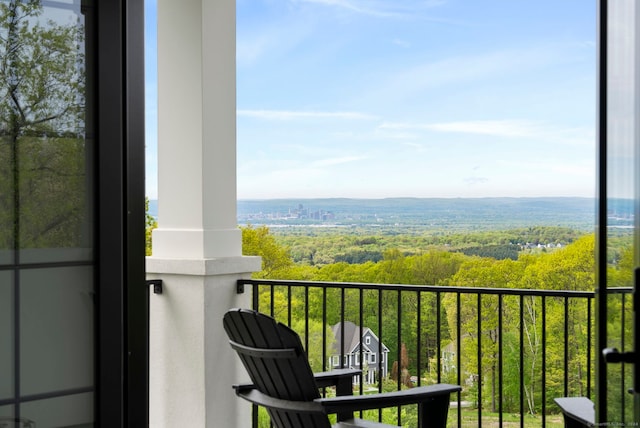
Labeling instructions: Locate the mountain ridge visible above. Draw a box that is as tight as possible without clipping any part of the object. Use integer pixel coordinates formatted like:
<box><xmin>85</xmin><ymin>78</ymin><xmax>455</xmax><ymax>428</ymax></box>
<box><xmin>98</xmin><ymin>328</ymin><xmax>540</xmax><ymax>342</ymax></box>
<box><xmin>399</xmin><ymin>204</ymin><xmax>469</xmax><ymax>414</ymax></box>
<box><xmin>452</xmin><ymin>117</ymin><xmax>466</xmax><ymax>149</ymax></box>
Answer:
<box><xmin>147</xmin><ymin>197</ymin><xmax>615</xmax><ymax>232</ymax></box>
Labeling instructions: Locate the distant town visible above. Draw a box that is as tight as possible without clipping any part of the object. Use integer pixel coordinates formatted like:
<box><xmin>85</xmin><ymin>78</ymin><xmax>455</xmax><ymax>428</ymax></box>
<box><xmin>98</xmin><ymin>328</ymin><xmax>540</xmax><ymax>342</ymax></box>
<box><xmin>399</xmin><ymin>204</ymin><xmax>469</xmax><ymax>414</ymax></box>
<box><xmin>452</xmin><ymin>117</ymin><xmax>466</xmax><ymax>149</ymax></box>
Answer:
<box><xmin>148</xmin><ymin>197</ymin><xmax>633</xmax><ymax>234</ymax></box>
<box><xmin>239</xmin><ymin>203</ymin><xmax>336</xmax><ymax>222</ymax></box>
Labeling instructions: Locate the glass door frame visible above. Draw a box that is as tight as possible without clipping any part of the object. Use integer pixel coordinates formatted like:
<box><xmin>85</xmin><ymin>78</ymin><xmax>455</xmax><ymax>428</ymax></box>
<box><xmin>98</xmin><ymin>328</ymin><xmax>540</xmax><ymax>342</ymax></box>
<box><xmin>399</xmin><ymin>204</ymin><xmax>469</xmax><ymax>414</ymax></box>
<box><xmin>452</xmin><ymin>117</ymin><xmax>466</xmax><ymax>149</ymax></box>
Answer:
<box><xmin>596</xmin><ymin>0</ymin><xmax>640</xmax><ymax>423</ymax></box>
<box><xmin>97</xmin><ymin>1</ymin><xmax>147</xmax><ymax>426</ymax></box>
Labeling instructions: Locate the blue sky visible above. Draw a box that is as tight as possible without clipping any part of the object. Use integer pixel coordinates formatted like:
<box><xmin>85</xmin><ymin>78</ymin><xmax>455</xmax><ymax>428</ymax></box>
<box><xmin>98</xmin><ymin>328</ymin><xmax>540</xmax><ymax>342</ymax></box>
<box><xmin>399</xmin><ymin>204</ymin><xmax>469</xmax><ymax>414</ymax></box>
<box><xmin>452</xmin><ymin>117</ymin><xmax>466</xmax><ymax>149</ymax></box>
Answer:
<box><xmin>146</xmin><ymin>0</ymin><xmax>596</xmax><ymax>200</ymax></box>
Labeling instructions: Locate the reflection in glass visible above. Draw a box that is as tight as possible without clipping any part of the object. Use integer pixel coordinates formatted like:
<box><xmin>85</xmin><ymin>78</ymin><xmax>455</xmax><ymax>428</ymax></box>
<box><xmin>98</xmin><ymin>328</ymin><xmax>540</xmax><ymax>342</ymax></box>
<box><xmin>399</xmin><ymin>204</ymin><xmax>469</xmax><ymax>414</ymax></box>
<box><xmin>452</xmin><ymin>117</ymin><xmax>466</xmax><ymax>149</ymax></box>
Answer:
<box><xmin>0</xmin><ymin>131</ymin><xmax>12</xmax><ymax>265</ymax></box>
<box><xmin>0</xmin><ymin>407</ymin><xmax>16</xmax><ymax>424</ymax></box>
<box><xmin>605</xmin><ymin>0</ymin><xmax>636</xmax><ymax>423</ymax></box>
<box><xmin>0</xmin><ymin>1</ymin><xmax>92</xmax><ymax>263</ymax></box>
<box><xmin>0</xmin><ymin>272</ymin><xmax>12</xmax><ymax>401</ymax></box>
<box><xmin>20</xmin><ymin>393</ymin><xmax>93</xmax><ymax>428</ymax></box>
<box><xmin>20</xmin><ymin>267</ymin><xmax>94</xmax><ymax>396</ymax></box>
<box><xmin>1</xmin><ymin>1</ymin><xmax>95</xmax><ymax>425</ymax></box>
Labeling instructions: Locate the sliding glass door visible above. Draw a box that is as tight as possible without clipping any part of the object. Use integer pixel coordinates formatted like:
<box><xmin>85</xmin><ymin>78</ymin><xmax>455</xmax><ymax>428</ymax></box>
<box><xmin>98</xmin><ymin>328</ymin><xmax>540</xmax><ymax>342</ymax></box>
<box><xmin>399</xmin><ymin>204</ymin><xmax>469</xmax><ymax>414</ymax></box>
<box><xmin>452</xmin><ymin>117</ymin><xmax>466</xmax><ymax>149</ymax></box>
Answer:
<box><xmin>0</xmin><ymin>0</ymin><xmax>146</xmax><ymax>426</ymax></box>
<box><xmin>597</xmin><ymin>0</ymin><xmax>640</xmax><ymax>423</ymax></box>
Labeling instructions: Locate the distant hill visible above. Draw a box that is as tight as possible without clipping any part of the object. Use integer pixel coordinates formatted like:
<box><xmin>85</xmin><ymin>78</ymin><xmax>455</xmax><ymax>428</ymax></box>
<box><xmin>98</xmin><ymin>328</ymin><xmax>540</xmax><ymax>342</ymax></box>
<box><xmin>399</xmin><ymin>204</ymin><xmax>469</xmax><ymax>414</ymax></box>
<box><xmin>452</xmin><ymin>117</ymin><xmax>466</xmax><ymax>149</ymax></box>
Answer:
<box><xmin>147</xmin><ymin>197</ymin><xmax>616</xmax><ymax>232</ymax></box>
<box><xmin>236</xmin><ymin>197</ymin><xmax>598</xmax><ymax>232</ymax></box>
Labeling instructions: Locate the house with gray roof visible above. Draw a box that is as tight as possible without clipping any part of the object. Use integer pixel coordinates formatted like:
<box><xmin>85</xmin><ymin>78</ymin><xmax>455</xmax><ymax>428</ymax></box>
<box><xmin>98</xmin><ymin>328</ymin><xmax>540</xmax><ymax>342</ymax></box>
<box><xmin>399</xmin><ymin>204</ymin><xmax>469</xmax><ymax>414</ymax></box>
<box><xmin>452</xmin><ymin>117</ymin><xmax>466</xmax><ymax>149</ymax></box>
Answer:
<box><xmin>330</xmin><ymin>321</ymin><xmax>390</xmax><ymax>385</ymax></box>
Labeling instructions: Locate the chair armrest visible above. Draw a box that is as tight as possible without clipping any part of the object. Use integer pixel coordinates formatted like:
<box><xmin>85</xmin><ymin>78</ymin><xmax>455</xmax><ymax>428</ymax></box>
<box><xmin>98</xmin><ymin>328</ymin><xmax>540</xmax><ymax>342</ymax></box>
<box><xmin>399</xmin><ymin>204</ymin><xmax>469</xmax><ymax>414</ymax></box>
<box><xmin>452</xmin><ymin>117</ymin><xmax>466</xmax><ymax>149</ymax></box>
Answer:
<box><xmin>233</xmin><ymin>369</ymin><xmax>361</xmax><ymax>393</ymax></box>
<box><xmin>554</xmin><ymin>397</ymin><xmax>595</xmax><ymax>427</ymax></box>
<box><xmin>233</xmin><ymin>382</ymin><xmax>461</xmax><ymax>427</ymax></box>
<box><xmin>233</xmin><ymin>385</ymin><xmax>325</xmax><ymax>414</ymax></box>
<box><xmin>314</xmin><ymin>369</ymin><xmax>361</xmax><ymax>389</ymax></box>
<box><xmin>314</xmin><ymin>368</ymin><xmax>361</xmax><ymax>420</ymax></box>
<box><xmin>317</xmin><ymin>383</ymin><xmax>461</xmax><ymax>414</ymax></box>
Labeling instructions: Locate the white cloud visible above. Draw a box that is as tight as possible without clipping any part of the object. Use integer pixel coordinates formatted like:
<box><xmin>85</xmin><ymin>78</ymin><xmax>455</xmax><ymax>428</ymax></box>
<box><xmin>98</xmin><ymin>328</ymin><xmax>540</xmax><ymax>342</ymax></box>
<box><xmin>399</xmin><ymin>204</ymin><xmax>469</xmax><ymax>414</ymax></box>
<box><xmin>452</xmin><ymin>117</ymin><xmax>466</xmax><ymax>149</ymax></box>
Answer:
<box><xmin>392</xmin><ymin>38</ymin><xmax>411</xmax><ymax>48</ymax></box>
<box><xmin>464</xmin><ymin>176</ymin><xmax>489</xmax><ymax>185</ymax></box>
<box><xmin>312</xmin><ymin>155</ymin><xmax>366</xmax><ymax>167</ymax></box>
<box><xmin>385</xmin><ymin>119</ymin><xmax>540</xmax><ymax>138</ymax></box>
<box><xmin>291</xmin><ymin>0</ymin><xmax>449</xmax><ymax>19</ymax></box>
<box><xmin>380</xmin><ymin>119</ymin><xmax>594</xmax><ymax>145</ymax></box>
<box><xmin>238</xmin><ymin>109</ymin><xmax>378</xmax><ymax>121</ymax></box>
<box><xmin>237</xmin><ymin>37</ymin><xmax>271</xmax><ymax>65</ymax></box>
<box><xmin>378</xmin><ymin>44</ymin><xmax>584</xmax><ymax>99</ymax></box>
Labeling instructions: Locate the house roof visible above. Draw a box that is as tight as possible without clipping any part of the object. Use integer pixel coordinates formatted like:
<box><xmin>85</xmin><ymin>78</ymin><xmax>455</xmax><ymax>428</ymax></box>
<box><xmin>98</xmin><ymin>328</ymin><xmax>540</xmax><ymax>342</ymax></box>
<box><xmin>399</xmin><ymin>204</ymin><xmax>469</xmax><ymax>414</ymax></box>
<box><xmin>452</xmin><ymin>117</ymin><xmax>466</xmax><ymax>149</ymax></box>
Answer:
<box><xmin>331</xmin><ymin>321</ymin><xmax>389</xmax><ymax>355</ymax></box>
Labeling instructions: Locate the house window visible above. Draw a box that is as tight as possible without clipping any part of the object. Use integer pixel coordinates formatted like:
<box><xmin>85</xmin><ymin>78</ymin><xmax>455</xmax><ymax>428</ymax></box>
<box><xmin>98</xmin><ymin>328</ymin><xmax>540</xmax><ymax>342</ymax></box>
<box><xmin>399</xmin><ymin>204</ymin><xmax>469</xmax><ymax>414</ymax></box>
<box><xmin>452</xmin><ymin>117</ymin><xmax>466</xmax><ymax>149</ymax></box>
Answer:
<box><xmin>370</xmin><ymin>353</ymin><xmax>376</xmax><ymax>364</ymax></box>
<box><xmin>332</xmin><ymin>356</ymin><xmax>339</xmax><ymax>366</ymax></box>
<box><xmin>365</xmin><ymin>336</ymin><xmax>371</xmax><ymax>345</ymax></box>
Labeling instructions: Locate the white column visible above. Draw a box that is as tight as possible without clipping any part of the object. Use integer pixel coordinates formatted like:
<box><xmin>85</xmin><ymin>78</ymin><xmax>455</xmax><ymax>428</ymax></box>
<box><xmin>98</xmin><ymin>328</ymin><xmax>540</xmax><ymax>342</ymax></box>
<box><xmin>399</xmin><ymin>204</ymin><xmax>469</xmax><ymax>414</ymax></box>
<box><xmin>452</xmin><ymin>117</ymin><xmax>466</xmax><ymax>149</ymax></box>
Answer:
<box><xmin>147</xmin><ymin>0</ymin><xmax>261</xmax><ymax>427</ymax></box>
<box><xmin>152</xmin><ymin>0</ymin><xmax>239</xmax><ymax>260</ymax></box>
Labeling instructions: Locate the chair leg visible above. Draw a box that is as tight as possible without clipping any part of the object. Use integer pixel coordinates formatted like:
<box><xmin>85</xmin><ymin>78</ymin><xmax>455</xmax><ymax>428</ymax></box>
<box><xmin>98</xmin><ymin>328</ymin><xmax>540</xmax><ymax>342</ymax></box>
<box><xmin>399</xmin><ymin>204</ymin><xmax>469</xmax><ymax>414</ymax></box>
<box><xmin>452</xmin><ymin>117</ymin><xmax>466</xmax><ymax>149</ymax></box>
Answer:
<box><xmin>418</xmin><ymin>394</ymin><xmax>451</xmax><ymax>428</ymax></box>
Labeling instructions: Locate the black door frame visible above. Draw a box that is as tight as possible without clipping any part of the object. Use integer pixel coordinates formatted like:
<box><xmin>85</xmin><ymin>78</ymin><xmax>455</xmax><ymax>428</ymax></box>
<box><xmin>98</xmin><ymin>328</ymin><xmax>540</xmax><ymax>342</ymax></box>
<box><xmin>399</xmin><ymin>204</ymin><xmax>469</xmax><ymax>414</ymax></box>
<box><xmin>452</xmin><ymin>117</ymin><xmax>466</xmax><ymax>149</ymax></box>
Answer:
<box><xmin>595</xmin><ymin>0</ymin><xmax>608</xmax><ymax>422</ymax></box>
<box><xmin>596</xmin><ymin>0</ymin><xmax>640</xmax><ymax>423</ymax></box>
<box><xmin>97</xmin><ymin>1</ymin><xmax>147</xmax><ymax>426</ymax></box>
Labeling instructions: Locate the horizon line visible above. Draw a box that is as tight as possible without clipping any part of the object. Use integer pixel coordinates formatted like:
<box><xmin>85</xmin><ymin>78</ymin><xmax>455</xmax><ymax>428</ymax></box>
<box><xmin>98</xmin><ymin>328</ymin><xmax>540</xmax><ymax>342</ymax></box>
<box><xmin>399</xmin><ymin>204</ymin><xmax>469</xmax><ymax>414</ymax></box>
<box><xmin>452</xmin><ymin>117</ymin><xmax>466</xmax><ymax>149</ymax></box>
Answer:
<box><xmin>148</xmin><ymin>195</ymin><xmax>600</xmax><ymax>201</ymax></box>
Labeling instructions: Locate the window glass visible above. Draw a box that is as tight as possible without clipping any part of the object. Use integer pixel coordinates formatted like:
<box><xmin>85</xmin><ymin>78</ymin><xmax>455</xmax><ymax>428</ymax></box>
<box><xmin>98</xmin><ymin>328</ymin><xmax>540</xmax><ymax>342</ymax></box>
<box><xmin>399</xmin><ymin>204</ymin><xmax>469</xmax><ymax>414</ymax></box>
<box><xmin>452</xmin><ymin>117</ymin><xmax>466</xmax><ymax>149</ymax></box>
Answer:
<box><xmin>604</xmin><ymin>1</ymin><xmax>637</xmax><ymax>422</ymax></box>
<box><xmin>0</xmin><ymin>0</ymin><xmax>94</xmax><ymax>264</ymax></box>
<box><xmin>0</xmin><ymin>272</ymin><xmax>12</xmax><ymax>401</ymax></box>
<box><xmin>20</xmin><ymin>267</ymin><xmax>93</xmax><ymax>396</ymax></box>
<box><xmin>1</xmin><ymin>0</ymin><xmax>96</xmax><ymax>425</ymax></box>
<box><xmin>20</xmin><ymin>393</ymin><xmax>93</xmax><ymax>428</ymax></box>
<box><xmin>0</xmin><ymin>407</ymin><xmax>16</xmax><ymax>425</ymax></box>
<box><xmin>0</xmin><ymin>130</ymin><xmax>12</xmax><ymax>265</ymax></box>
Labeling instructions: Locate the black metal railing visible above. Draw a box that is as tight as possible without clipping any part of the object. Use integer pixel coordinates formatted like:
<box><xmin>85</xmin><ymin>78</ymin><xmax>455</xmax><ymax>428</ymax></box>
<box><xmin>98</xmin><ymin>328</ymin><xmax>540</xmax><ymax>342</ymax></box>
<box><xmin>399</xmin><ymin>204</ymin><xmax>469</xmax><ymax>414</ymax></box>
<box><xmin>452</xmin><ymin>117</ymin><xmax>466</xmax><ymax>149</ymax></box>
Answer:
<box><xmin>237</xmin><ymin>279</ymin><xmax>633</xmax><ymax>427</ymax></box>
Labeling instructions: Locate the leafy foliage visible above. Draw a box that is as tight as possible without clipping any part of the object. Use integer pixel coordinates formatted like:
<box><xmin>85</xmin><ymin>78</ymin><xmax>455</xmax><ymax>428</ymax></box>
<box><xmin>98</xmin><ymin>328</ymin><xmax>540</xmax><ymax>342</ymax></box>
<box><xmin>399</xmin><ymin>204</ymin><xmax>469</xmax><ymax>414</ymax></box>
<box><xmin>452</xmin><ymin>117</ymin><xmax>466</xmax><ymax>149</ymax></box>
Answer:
<box><xmin>242</xmin><ymin>225</ymin><xmax>294</xmax><ymax>278</ymax></box>
<box><xmin>145</xmin><ymin>198</ymin><xmax>157</xmax><ymax>256</ymax></box>
<box><xmin>241</xmin><ymin>226</ymin><xmax>633</xmax><ymax>421</ymax></box>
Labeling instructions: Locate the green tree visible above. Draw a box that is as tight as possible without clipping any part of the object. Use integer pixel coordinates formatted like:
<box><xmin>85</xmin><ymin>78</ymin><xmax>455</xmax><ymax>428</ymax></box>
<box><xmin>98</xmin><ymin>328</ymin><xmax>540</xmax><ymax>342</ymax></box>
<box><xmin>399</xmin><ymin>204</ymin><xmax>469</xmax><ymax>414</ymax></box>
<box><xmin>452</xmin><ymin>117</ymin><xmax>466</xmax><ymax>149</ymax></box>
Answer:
<box><xmin>145</xmin><ymin>198</ymin><xmax>157</xmax><ymax>256</ymax></box>
<box><xmin>241</xmin><ymin>225</ymin><xmax>294</xmax><ymax>278</ymax></box>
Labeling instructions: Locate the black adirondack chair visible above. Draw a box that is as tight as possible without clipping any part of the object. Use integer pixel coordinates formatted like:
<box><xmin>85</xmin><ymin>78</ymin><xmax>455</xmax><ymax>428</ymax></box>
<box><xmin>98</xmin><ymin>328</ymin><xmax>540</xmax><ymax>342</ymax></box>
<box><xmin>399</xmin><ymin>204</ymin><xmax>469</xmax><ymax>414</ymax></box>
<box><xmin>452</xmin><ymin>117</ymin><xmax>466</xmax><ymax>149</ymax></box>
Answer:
<box><xmin>223</xmin><ymin>308</ymin><xmax>461</xmax><ymax>428</ymax></box>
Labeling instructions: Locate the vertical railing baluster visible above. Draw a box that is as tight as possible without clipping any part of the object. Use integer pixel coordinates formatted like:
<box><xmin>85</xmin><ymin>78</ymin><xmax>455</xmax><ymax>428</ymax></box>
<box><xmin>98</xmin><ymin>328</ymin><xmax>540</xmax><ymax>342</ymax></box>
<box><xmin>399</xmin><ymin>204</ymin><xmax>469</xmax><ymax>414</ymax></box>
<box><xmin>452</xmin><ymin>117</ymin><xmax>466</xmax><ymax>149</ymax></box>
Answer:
<box><xmin>322</xmin><ymin>286</ymin><xmax>327</xmax><ymax>398</ymax></box>
<box><xmin>477</xmin><ymin>293</ymin><xmax>482</xmax><ymax>428</ymax></box>
<box><xmin>437</xmin><ymin>292</ymin><xmax>442</xmax><ymax>384</ymax></box>
<box><xmin>498</xmin><ymin>294</ymin><xmax>503</xmax><ymax>428</ymax></box>
<box><xmin>378</xmin><ymin>288</ymin><xmax>383</xmax><ymax>423</ymax></box>
<box><xmin>252</xmin><ymin>282</ymin><xmax>259</xmax><ymax>311</ymax></box>
<box><xmin>621</xmin><ymin>293</ymin><xmax>626</xmax><ymax>424</ymax></box>
<box><xmin>304</xmin><ymin>285</ymin><xmax>309</xmax><ymax>354</ymax></box>
<box><xmin>519</xmin><ymin>295</ymin><xmax>524</xmax><ymax>428</ymax></box>
<box><xmin>541</xmin><ymin>296</ymin><xmax>547</xmax><ymax>428</ymax></box>
<box><xmin>417</xmin><ymin>291</ymin><xmax>422</xmax><ymax>387</ymax></box>
<box><xmin>397</xmin><ymin>289</ymin><xmax>402</xmax><ymax>426</ymax></box>
<box><xmin>269</xmin><ymin>283</ymin><xmax>275</xmax><ymax>318</ymax></box>
<box><xmin>456</xmin><ymin>292</ymin><xmax>462</xmax><ymax>428</ymax></box>
<box><xmin>564</xmin><ymin>296</ymin><xmax>569</xmax><ymax>397</ymax></box>
<box><xmin>340</xmin><ymin>286</ymin><xmax>345</xmax><ymax>370</ymax></box>
<box><xmin>287</xmin><ymin>284</ymin><xmax>292</xmax><ymax>327</ymax></box>
<box><xmin>252</xmin><ymin>283</ymin><xmax>259</xmax><ymax>428</ymax></box>
<box><xmin>587</xmin><ymin>296</ymin><xmax>592</xmax><ymax>399</ymax></box>
<box><xmin>359</xmin><ymin>287</ymin><xmax>364</xmax><ymax>417</ymax></box>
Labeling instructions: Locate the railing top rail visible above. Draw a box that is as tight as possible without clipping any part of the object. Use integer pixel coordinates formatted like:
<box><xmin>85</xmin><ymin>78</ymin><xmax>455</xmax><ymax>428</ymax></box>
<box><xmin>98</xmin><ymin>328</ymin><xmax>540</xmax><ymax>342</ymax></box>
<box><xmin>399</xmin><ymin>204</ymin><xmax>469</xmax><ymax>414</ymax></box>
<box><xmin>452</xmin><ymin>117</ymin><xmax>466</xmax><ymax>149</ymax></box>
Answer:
<box><xmin>239</xmin><ymin>278</ymin><xmax>632</xmax><ymax>298</ymax></box>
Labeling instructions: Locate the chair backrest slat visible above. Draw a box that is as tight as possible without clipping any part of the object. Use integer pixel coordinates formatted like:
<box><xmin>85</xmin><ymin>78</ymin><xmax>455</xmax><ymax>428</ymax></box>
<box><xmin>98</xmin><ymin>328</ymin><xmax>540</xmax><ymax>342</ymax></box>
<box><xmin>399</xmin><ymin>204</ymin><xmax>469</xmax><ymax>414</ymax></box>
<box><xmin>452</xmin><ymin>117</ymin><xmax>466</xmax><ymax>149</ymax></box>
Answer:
<box><xmin>223</xmin><ymin>309</ymin><xmax>331</xmax><ymax>428</ymax></box>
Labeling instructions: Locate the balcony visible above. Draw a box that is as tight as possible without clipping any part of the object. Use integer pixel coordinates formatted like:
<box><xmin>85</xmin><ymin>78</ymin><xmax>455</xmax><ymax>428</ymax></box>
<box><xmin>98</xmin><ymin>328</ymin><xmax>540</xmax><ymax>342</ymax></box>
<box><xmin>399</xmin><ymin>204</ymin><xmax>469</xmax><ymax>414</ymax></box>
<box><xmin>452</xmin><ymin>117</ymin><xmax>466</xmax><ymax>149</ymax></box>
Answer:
<box><xmin>235</xmin><ymin>278</ymin><xmax>633</xmax><ymax>427</ymax></box>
